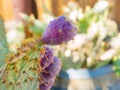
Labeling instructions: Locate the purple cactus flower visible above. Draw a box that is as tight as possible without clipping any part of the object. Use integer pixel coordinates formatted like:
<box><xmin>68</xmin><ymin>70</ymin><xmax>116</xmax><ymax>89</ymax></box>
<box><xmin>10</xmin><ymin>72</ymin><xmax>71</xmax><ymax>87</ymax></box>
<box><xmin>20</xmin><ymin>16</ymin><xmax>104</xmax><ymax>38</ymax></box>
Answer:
<box><xmin>39</xmin><ymin>46</ymin><xmax>54</xmax><ymax>69</ymax></box>
<box><xmin>41</xmin><ymin>15</ymin><xmax>78</xmax><ymax>45</ymax></box>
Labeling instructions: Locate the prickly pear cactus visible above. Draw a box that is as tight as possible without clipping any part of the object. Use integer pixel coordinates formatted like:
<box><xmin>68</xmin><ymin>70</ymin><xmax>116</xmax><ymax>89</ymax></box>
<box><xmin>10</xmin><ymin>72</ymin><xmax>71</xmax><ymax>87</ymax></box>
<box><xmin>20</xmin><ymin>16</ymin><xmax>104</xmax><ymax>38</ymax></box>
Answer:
<box><xmin>0</xmin><ymin>18</ymin><xmax>44</xmax><ymax>90</ymax></box>
<box><xmin>0</xmin><ymin>38</ymin><xmax>42</xmax><ymax>90</ymax></box>
<box><xmin>0</xmin><ymin>15</ymin><xmax>77</xmax><ymax>90</ymax></box>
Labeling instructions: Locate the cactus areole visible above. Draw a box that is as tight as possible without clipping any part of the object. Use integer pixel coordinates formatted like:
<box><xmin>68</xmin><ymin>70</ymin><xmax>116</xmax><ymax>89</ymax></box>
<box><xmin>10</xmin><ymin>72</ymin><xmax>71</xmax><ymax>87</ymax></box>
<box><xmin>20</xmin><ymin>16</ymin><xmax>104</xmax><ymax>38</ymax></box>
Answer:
<box><xmin>41</xmin><ymin>15</ymin><xmax>78</xmax><ymax>45</ymax></box>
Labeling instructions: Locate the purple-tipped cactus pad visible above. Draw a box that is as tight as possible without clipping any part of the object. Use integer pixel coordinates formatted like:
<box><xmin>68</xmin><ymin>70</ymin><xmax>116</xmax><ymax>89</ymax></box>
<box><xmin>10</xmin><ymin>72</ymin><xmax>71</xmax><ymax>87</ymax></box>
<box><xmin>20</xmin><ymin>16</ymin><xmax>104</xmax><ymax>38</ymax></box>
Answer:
<box><xmin>39</xmin><ymin>79</ymin><xmax>54</xmax><ymax>90</ymax></box>
<box><xmin>39</xmin><ymin>57</ymin><xmax>61</xmax><ymax>90</ymax></box>
<box><xmin>41</xmin><ymin>57</ymin><xmax>61</xmax><ymax>81</ymax></box>
<box><xmin>39</xmin><ymin>46</ymin><xmax>54</xmax><ymax>69</ymax></box>
<box><xmin>42</xmin><ymin>15</ymin><xmax>78</xmax><ymax>45</ymax></box>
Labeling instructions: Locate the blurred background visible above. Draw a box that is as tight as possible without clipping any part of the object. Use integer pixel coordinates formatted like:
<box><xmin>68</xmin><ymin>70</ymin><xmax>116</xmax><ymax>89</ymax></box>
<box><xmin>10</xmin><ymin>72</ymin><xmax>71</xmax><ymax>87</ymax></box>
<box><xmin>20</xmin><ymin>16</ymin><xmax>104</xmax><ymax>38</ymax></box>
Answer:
<box><xmin>1</xmin><ymin>0</ymin><xmax>120</xmax><ymax>42</ymax></box>
<box><xmin>1</xmin><ymin>0</ymin><xmax>120</xmax><ymax>59</ymax></box>
<box><xmin>1</xmin><ymin>0</ymin><xmax>120</xmax><ymax>90</ymax></box>
<box><xmin>1</xmin><ymin>0</ymin><xmax>120</xmax><ymax>26</ymax></box>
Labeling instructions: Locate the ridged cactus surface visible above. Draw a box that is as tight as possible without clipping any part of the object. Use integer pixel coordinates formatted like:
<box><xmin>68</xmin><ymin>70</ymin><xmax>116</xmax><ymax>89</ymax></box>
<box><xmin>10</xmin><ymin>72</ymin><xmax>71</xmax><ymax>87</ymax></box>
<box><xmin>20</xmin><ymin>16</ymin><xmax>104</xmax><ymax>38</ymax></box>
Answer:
<box><xmin>0</xmin><ymin>18</ymin><xmax>9</xmax><ymax>68</ymax></box>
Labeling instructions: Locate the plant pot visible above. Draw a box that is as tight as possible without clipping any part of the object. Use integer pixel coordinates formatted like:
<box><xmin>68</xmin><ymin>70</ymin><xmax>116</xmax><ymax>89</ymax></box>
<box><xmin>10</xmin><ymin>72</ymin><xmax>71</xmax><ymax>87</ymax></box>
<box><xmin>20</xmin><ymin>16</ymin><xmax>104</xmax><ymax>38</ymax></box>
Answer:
<box><xmin>52</xmin><ymin>65</ymin><xmax>120</xmax><ymax>90</ymax></box>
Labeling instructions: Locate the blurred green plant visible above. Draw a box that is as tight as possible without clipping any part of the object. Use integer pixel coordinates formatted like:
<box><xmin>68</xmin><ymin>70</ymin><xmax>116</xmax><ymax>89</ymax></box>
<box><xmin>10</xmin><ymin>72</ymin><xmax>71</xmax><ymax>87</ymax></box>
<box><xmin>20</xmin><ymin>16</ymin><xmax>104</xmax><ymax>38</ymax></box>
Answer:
<box><xmin>17</xmin><ymin>14</ymin><xmax>47</xmax><ymax>37</ymax></box>
<box><xmin>77</xmin><ymin>0</ymin><xmax>110</xmax><ymax>33</ymax></box>
<box><xmin>0</xmin><ymin>18</ymin><xmax>9</xmax><ymax>68</ymax></box>
<box><xmin>113</xmin><ymin>56</ymin><xmax>120</xmax><ymax>76</ymax></box>
<box><xmin>54</xmin><ymin>1</ymin><xmax>120</xmax><ymax>71</ymax></box>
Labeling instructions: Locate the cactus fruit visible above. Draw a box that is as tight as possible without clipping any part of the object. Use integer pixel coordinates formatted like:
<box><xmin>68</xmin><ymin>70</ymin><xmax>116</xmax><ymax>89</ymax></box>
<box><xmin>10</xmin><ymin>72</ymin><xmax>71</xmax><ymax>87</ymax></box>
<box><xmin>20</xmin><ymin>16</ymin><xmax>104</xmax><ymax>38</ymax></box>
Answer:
<box><xmin>39</xmin><ymin>46</ymin><xmax>54</xmax><ymax>69</ymax></box>
<box><xmin>41</xmin><ymin>15</ymin><xmax>78</xmax><ymax>45</ymax></box>
<box><xmin>39</xmin><ymin>57</ymin><xmax>61</xmax><ymax>90</ymax></box>
<box><xmin>39</xmin><ymin>79</ymin><xmax>54</xmax><ymax>90</ymax></box>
